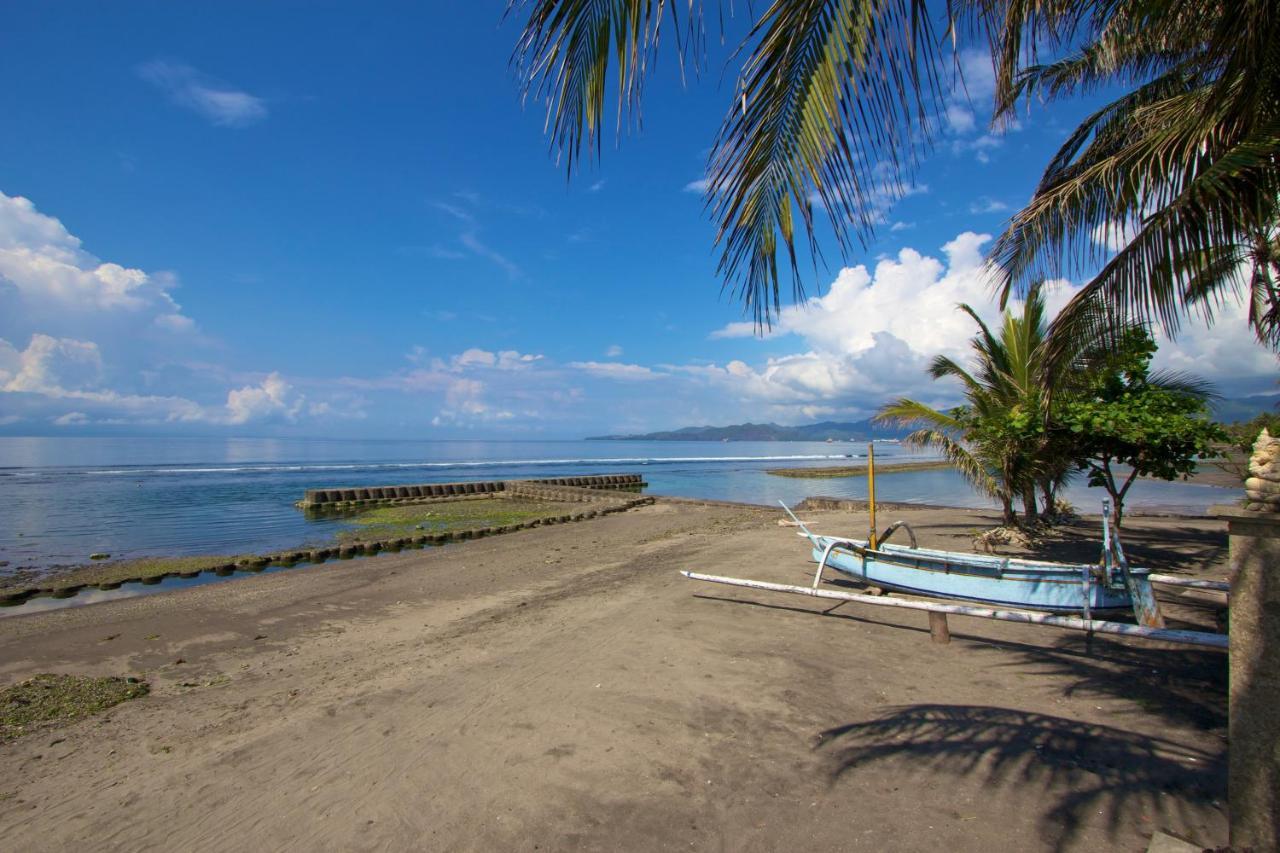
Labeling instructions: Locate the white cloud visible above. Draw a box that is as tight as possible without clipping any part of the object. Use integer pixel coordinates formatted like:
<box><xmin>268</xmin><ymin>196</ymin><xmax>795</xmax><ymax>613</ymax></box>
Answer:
<box><xmin>223</xmin><ymin>372</ymin><xmax>303</xmax><ymax>425</ymax></box>
<box><xmin>683</xmin><ymin>179</ymin><xmax>710</xmax><ymax>194</ymax></box>
<box><xmin>589</xmin><ymin>180</ymin><xmax>606</xmax><ymax>192</ymax></box>
<box><xmin>890</xmin><ymin>221</ymin><xmax>915</xmax><ymax>232</ymax></box>
<box><xmin>451</xmin><ymin>348</ymin><xmax>542</xmax><ymax>371</ymax></box>
<box><xmin>945</xmin><ymin>103</ymin><xmax>976</xmax><ymax>134</ymax></box>
<box><xmin>940</xmin><ymin>50</ymin><xmax>1020</xmax><ymax>164</ymax></box>
<box><xmin>1151</xmin><ymin>294</ymin><xmax>1279</xmax><ymax>389</ymax></box>
<box><xmin>431</xmin><ymin>199</ymin><xmax>522</xmax><ymax>280</ymax></box>
<box><xmin>153</xmin><ymin>313</ymin><xmax>195</xmax><ymax>332</ymax></box>
<box><xmin>952</xmin><ymin>134</ymin><xmax>1004</xmax><ymax>163</ymax></box>
<box><xmin>605</xmin><ymin>344</ymin><xmax>624</xmax><ymax>357</ymax></box>
<box><xmin>137</xmin><ymin>60</ymin><xmax>268</xmax><ymax>127</ymax></box>
<box><xmin>0</xmin><ymin>193</ymin><xmax>379</xmax><ymax>430</ymax></box>
<box><xmin>698</xmin><ymin>233</ymin><xmax>1039</xmax><ymax>411</ymax></box>
<box><xmin>808</xmin><ymin>177</ymin><xmax>928</xmax><ymax>220</ymax></box>
<box><xmin>0</xmin><ymin>334</ymin><xmax>207</xmax><ymax>423</ymax></box>
<box><xmin>0</xmin><ymin>334</ymin><xmax>102</xmax><ymax>393</ymax></box>
<box><xmin>53</xmin><ymin>412</ymin><xmax>89</xmax><ymax>426</ymax></box>
<box><xmin>969</xmin><ymin>197</ymin><xmax>1009</xmax><ymax>214</ymax></box>
<box><xmin>1090</xmin><ymin>220</ymin><xmax>1142</xmax><ymax>252</ymax></box>
<box><xmin>568</xmin><ymin>361</ymin><xmax>664</xmax><ymax>381</ymax></box>
<box><xmin>694</xmin><ymin>229</ymin><xmax>1280</xmax><ymax>418</ymax></box>
<box><xmin>957</xmin><ymin>49</ymin><xmax>996</xmax><ymax>100</ymax></box>
<box><xmin>0</xmin><ymin>191</ymin><xmax>193</xmax><ymax>322</ymax></box>
<box><xmin>0</xmin><ymin>335</ymin><xmax>320</xmax><ymax>426</ymax></box>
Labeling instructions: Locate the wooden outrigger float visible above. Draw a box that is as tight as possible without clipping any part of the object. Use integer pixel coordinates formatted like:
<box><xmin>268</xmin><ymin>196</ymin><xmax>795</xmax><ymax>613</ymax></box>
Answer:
<box><xmin>681</xmin><ymin>446</ymin><xmax>1228</xmax><ymax>650</ymax></box>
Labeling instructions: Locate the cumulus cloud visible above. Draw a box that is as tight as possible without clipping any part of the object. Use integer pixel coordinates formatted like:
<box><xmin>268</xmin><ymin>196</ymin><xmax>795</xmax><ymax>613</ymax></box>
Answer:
<box><xmin>223</xmin><ymin>373</ymin><xmax>304</xmax><ymax>425</ymax></box>
<box><xmin>0</xmin><ymin>335</ymin><xmax>322</xmax><ymax>426</ymax></box>
<box><xmin>700</xmin><ymin>233</ymin><xmax>1062</xmax><ymax>413</ymax></box>
<box><xmin>696</xmin><ymin>229</ymin><xmax>1279</xmax><ymax>417</ymax></box>
<box><xmin>0</xmin><ymin>193</ymin><xmax>367</xmax><ymax>429</ymax></box>
<box><xmin>1151</xmin><ymin>295</ymin><xmax>1279</xmax><ymax>390</ymax></box>
<box><xmin>0</xmin><ymin>334</ymin><xmax>206</xmax><ymax>423</ymax></box>
<box><xmin>0</xmin><ymin>334</ymin><xmax>103</xmax><ymax>393</ymax></box>
<box><xmin>137</xmin><ymin>60</ymin><xmax>268</xmax><ymax>127</ymax></box>
<box><xmin>0</xmin><ymin>192</ymin><xmax>193</xmax><ymax>324</ymax></box>
<box><xmin>683</xmin><ymin>178</ymin><xmax>710</xmax><ymax>194</ymax></box>
<box><xmin>605</xmin><ymin>344</ymin><xmax>624</xmax><ymax>357</ymax></box>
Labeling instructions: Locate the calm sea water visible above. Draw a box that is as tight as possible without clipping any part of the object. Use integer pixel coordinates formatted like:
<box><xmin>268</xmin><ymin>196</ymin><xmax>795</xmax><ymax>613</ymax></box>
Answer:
<box><xmin>0</xmin><ymin>436</ymin><xmax>1239</xmax><ymax>577</ymax></box>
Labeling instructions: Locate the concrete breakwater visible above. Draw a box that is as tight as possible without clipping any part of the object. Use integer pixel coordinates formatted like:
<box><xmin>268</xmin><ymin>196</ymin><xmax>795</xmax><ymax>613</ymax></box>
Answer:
<box><xmin>3</xmin><ymin>486</ymin><xmax>657</xmax><ymax>606</ymax></box>
<box><xmin>297</xmin><ymin>474</ymin><xmax>646</xmax><ymax>510</ymax></box>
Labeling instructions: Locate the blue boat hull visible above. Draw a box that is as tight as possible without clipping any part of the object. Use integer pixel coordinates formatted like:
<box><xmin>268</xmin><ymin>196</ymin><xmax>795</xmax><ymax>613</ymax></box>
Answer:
<box><xmin>809</xmin><ymin>536</ymin><xmax>1143</xmax><ymax>613</ymax></box>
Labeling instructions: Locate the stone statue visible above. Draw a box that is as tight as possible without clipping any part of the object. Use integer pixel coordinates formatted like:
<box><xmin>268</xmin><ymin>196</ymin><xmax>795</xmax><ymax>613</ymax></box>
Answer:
<box><xmin>1243</xmin><ymin>428</ymin><xmax>1280</xmax><ymax>511</ymax></box>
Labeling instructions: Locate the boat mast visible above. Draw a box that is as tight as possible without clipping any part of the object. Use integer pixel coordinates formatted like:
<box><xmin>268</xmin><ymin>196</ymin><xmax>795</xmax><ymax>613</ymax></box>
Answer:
<box><xmin>868</xmin><ymin>443</ymin><xmax>878</xmax><ymax>549</ymax></box>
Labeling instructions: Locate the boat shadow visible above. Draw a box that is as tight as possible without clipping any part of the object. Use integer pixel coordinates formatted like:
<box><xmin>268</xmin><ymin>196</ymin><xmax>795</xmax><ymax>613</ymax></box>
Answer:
<box><xmin>694</xmin><ymin>590</ymin><xmax>1226</xmax><ymax>732</ymax></box>
<box><xmin>813</xmin><ymin>703</ymin><xmax>1225</xmax><ymax>851</ymax></box>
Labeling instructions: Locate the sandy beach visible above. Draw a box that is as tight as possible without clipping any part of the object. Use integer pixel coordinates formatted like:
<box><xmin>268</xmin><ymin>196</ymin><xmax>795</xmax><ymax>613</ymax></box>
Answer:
<box><xmin>0</xmin><ymin>500</ymin><xmax>1229</xmax><ymax>851</ymax></box>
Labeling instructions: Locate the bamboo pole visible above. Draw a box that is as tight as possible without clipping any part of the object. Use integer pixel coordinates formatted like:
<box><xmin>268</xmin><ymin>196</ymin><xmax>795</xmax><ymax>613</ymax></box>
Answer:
<box><xmin>1148</xmin><ymin>573</ymin><xmax>1230</xmax><ymax>592</ymax></box>
<box><xmin>680</xmin><ymin>571</ymin><xmax>1228</xmax><ymax>649</ymax></box>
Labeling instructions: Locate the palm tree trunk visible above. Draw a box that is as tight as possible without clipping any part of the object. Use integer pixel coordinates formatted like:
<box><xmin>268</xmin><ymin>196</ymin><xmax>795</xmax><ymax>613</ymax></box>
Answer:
<box><xmin>1000</xmin><ymin>494</ymin><xmax>1016</xmax><ymax>526</ymax></box>
<box><xmin>1039</xmin><ymin>481</ymin><xmax>1055</xmax><ymax>515</ymax></box>
<box><xmin>1022</xmin><ymin>486</ymin><xmax>1039</xmax><ymax>523</ymax></box>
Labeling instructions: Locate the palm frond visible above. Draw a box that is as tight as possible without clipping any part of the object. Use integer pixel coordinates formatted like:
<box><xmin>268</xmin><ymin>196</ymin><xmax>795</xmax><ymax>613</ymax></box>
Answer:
<box><xmin>704</xmin><ymin>0</ymin><xmax>944</xmax><ymax>325</ymax></box>
<box><xmin>511</xmin><ymin>0</ymin><xmax>700</xmax><ymax>172</ymax></box>
<box><xmin>992</xmin><ymin>100</ymin><xmax>1280</xmax><ymax>338</ymax></box>
<box><xmin>902</xmin><ymin>427</ymin><xmax>1003</xmax><ymax>499</ymax></box>
<box><xmin>1146</xmin><ymin>369</ymin><xmax>1219</xmax><ymax>400</ymax></box>
<box><xmin>873</xmin><ymin>397</ymin><xmax>963</xmax><ymax>431</ymax></box>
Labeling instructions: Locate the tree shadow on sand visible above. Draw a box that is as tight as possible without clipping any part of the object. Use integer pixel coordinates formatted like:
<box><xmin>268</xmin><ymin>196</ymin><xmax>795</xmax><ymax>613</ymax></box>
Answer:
<box><xmin>994</xmin><ymin>634</ymin><xmax>1227</xmax><ymax>732</ymax></box>
<box><xmin>815</xmin><ymin>704</ymin><xmax>1225</xmax><ymax>851</ymax></box>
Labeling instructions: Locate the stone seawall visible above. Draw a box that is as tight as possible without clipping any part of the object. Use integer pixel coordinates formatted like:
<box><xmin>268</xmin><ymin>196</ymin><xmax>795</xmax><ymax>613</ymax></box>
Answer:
<box><xmin>298</xmin><ymin>474</ymin><xmax>646</xmax><ymax>510</ymax></box>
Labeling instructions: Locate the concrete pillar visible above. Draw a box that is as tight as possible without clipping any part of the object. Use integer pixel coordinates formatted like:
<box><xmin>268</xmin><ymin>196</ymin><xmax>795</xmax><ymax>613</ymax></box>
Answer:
<box><xmin>1212</xmin><ymin>504</ymin><xmax>1280</xmax><ymax>850</ymax></box>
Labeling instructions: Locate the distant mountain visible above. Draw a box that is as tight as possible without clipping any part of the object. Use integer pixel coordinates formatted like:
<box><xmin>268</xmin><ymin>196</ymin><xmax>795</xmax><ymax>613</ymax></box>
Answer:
<box><xmin>1211</xmin><ymin>394</ymin><xmax>1280</xmax><ymax>424</ymax></box>
<box><xmin>585</xmin><ymin>420</ymin><xmax>911</xmax><ymax>442</ymax></box>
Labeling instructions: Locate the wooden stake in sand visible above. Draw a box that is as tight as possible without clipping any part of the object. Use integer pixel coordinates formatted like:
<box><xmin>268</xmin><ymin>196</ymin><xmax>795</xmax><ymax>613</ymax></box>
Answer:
<box><xmin>928</xmin><ymin>611</ymin><xmax>951</xmax><ymax>644</ymax></box>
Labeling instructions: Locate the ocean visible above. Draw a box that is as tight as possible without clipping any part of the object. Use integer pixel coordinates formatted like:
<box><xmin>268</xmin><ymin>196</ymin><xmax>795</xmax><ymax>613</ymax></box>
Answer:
<box><xmin>0</xmin><ymin>436</ymin><xmax>1240</xmax><ymax>578</ymax></box>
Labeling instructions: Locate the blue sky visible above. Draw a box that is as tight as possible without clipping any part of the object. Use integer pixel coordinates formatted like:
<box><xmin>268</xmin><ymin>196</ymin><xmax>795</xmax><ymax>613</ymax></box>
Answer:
<box><xmin>0</xmin><ymin>2</ymin><xmax>1271</xmax><ymax>438</ymax></box>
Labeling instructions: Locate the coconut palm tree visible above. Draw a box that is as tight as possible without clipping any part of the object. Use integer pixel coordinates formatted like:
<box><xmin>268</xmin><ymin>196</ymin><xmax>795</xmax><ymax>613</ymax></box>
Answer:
<box><xmin>874</xmin><ymin>288</ymin><xmax>1218</xmax><ymax>526</ymax></box>
<box><xmin>873</xmin><ymin>287</ymin><xmax>1060</xmax><ymax>525</ymax></box>
<box><xmin>509</xmin><ymin>0</ymin><xmax>1279</xmax><ymax>341</ymax></box>
<box><xmin>986</xmin><ymin>0</ymin><xmax>1280</xmax><ymax>362</ymax></box>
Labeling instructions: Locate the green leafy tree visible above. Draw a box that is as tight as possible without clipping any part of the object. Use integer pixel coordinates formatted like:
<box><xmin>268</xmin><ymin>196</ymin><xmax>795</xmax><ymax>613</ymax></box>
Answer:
<box><xmin>1058</xmin><ymin>330</ymin><xmax>1226</xmax><ymax>526</ymax></box>
<box><xmin>1224</xmin><ymin>412</ymin><xmax>1280</xmax><ymax>456</ymax></box>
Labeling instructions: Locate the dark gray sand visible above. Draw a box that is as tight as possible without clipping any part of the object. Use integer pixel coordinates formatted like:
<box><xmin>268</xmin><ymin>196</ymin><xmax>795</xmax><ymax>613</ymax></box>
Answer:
<box><xmin>0</xmin><ymin>501</ymin><xmax>1228</xmax><ymax>851</ymax></box>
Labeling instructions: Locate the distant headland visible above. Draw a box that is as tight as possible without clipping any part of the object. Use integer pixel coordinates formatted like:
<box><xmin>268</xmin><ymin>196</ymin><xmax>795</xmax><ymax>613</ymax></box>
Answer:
<box><xmin>585</xmin><ymin>420</ymin><xmax>911</xmax><ymax>442</ymax></box>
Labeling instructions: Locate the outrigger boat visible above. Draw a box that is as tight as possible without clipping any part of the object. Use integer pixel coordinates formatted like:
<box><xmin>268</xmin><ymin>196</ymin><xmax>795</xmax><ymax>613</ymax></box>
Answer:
<box><xmin>780</xmin><ymin>499</ymin><xmax>1164</xmax><ymax>628</ymax></box>
<box><xmin>682</xmin><ymin>445</ymin><xmax>1228</xmax><ymax>647</ymax></box>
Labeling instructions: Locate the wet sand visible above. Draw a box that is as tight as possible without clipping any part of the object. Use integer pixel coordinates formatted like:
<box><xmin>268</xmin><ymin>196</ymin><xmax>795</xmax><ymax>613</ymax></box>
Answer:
<box><xmin>0</xmin><ymin>501</ymin><xmax>1229</xmax><ymax>851</ymax></box>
